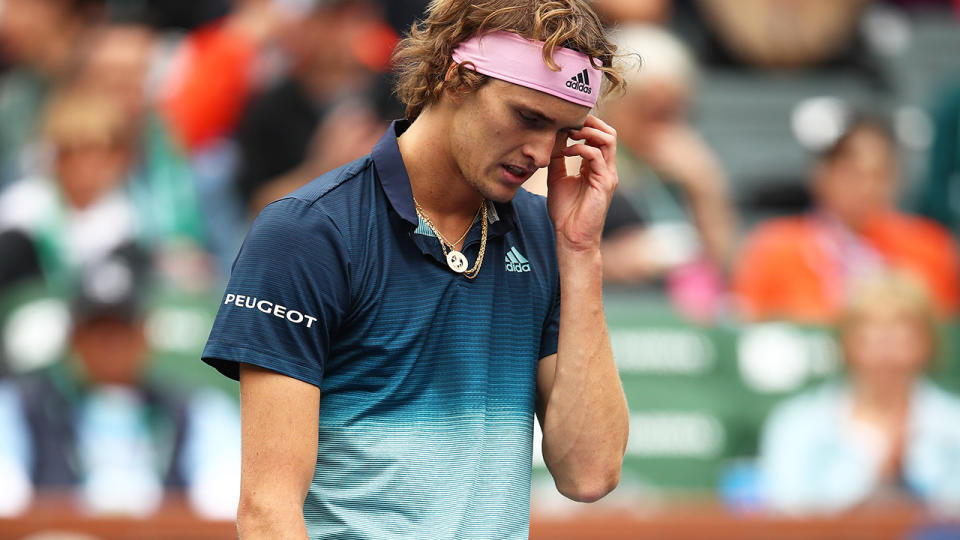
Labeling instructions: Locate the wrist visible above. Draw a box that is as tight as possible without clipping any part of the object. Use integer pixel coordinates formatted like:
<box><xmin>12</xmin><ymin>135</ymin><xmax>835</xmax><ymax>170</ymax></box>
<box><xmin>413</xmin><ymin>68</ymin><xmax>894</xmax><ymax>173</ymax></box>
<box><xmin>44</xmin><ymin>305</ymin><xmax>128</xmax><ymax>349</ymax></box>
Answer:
<box><xmin>556</xmin><ymin>242</ymin><xmax>603</xmax><ymax>276</ymax></box>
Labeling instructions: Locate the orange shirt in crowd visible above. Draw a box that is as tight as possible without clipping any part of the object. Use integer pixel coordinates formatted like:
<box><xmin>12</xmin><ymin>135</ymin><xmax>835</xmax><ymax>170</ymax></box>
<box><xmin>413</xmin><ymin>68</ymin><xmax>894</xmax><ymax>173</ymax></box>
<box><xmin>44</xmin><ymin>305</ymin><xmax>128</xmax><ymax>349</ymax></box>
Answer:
<box><xmin>160</xmin><ymin>22</ymin><xmax>259</xmax><ymax>152</ymax></box>
<box><xmin>733</xmin><ymin>212</ymin><xmax>960</xmax><ymax>323</ymax></box>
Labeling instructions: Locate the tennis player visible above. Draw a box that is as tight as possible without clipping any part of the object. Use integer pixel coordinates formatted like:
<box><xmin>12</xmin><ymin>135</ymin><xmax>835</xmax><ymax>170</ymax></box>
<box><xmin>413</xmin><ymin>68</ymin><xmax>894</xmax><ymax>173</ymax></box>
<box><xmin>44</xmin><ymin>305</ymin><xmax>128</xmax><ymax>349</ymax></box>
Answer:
<box><xmin>201</xmin><ymin>0</ymin><xmax>629</xmax><ymax>538</ymax></box>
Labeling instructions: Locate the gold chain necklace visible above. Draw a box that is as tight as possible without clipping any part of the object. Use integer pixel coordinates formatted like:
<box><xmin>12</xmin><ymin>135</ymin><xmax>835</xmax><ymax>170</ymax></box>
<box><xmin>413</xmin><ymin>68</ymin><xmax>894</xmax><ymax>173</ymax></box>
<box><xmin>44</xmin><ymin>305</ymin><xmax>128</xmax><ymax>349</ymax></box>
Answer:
<box><xmin>413</xmin><ymin>198</ymin><xmax>488</xmax><ymax>279</ymax></box>
<box><xmin>422</xmin><ymin>200</ymin><xmax>482</xmax><ymax>249</ymax></box>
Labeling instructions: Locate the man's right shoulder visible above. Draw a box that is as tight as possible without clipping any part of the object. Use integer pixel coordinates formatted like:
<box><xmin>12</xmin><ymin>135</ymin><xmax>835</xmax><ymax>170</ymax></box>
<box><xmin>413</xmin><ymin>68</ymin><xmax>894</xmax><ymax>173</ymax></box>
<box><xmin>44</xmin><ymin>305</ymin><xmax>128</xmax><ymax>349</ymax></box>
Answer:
<box><xmin>247</xmin><ymin>156</ymin><xmax>376</xmax><ymax>247</ymax></box>
<box><xmin>279</xmin><ymin>155</ymin><xmax>375</xmax><ymax>209</ymax></box>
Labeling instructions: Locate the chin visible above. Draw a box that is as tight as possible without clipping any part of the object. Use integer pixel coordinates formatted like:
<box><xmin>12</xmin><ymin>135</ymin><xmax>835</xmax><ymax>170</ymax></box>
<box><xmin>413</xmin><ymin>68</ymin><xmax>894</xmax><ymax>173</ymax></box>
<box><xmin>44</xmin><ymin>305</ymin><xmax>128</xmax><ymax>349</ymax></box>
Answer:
<box><xmin>483</xmin><ymin>184</ymin><xmax>522</xmax><ymax>204</ymax></box>
<box><xmin>469</xmin><ymin>176</ymin><xmax>521</xmax><ymax>204</ymax></box>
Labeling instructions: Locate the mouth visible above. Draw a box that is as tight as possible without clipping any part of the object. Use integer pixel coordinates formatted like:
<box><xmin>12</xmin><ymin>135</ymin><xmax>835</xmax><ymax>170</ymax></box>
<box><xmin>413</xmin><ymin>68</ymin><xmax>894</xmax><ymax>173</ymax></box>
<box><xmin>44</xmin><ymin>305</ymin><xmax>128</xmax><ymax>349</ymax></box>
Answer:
<box><xmin>501</xmin><ymin>164</ymin><xmax>533</xmax><ymax>184</ymax></box>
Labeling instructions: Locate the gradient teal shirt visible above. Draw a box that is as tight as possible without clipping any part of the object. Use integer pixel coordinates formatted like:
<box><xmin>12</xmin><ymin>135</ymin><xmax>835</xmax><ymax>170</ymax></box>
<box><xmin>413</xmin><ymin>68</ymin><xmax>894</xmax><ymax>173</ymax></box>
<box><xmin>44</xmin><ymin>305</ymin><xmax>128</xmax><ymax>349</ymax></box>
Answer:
<box><xmin>202</xmin><ymin>121</ymin><xmax>561</xmax><ymax>539</ymax></box>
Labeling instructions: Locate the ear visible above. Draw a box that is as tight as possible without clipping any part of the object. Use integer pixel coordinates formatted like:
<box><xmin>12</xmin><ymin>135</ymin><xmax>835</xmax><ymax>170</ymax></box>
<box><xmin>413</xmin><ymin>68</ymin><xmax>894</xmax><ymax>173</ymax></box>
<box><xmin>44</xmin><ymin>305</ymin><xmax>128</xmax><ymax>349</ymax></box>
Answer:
<box><xmin>442</xmin><ymin>62</ymin><xmax>468</xmax><ymax>103</ymax></box>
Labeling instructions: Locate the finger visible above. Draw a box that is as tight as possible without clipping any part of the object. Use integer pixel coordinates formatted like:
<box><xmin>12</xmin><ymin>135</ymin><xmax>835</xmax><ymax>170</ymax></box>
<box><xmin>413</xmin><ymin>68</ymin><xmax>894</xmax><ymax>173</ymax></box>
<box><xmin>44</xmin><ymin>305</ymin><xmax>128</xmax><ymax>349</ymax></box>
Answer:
<box><xmin>547</xmin><ymin>133</ymin><xmax>570</xmax><ymax>183</ymax></box>
<box><xmin>576</xmin><ymin>115</ymin><xmax>618</xmax><ymax>164</ymax></box>
<box><xmin>567</xmin><ymin>126</ymin><xmax>616</xmax><ymax>164</ymax></box>
<box><xmin>583</xmin><ymin>114</ymin><xmax>617</xmax><ymax>138</ymax></box>
<box><xmin>561</xmin><ymin>143</ymin><xmax>608</xmax><ymax>180</ymax></box>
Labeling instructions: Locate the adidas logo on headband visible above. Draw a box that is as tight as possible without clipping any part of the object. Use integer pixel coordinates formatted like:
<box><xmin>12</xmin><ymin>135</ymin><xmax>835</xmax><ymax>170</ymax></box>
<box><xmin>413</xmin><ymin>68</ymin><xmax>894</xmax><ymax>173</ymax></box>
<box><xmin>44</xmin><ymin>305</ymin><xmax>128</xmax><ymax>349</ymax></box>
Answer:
<box><xmin>565</xmin><ymin>69</ymin><xmax>593</xmax><ymax>95</ymax></box>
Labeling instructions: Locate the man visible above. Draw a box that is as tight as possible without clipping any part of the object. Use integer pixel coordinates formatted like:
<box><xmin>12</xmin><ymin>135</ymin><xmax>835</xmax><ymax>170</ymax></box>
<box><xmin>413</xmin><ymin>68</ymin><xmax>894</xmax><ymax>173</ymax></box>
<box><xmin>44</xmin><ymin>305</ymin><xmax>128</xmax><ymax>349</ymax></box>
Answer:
<box><xmin>201</xmin><ymin>1</ymin><xmax>629</xmax><ymax>538</ymax></box>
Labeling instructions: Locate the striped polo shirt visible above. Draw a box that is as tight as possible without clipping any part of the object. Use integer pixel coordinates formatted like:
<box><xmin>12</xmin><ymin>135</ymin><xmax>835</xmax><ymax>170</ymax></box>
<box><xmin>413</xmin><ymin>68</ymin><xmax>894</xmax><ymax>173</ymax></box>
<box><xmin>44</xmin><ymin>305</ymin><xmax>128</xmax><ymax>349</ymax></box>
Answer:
<box><xmin>202</xmin><ymin>120</ymin><xmax>561</xmax><ymax>539</ymax></box>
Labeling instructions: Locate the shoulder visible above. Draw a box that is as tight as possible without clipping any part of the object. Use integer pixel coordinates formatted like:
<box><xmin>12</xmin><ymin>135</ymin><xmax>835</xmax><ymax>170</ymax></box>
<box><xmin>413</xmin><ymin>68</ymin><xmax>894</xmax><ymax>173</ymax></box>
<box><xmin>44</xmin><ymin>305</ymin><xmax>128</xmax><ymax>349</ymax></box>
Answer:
<box><xmin>241</xmin><ymin>158</ymin><xmax>377</xmax><ymax>264</ymax></box>
<box><xmin>866</xmin><ymin>213</ymin><xmax>959</xmax><ymax>259</ymax></box>
<box><xmin>283</xmin><ymin>156</ymin><xmax>375</xmax><ymax>210</ymax></box>
<box><xmin>254</xmin><ymin>157</ymin><xmax>375</xmax><ymax>229</ymax></box>
<box><xmin>915</xmin><ymin>380</ymin><xmax>960</xmax><ymax>423</ymax></box>
<box><xmin>897</xmin><ymin>214</ymin><xmax>955</xmax><ymax>244</ymax></box>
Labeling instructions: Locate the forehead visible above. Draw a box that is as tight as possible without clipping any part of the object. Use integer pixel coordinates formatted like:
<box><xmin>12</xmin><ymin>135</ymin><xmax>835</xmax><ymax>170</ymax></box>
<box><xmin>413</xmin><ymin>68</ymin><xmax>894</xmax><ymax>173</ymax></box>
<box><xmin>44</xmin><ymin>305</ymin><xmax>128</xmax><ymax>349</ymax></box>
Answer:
<box><xmin>832</xmin><ymin>126</ymin><xmax>895</xmax><ymax>162</ymax></box>
<box><xmin>485</xmin><ymin>79</ymin><xmax>591</xmax><ymax>127</ymax></box>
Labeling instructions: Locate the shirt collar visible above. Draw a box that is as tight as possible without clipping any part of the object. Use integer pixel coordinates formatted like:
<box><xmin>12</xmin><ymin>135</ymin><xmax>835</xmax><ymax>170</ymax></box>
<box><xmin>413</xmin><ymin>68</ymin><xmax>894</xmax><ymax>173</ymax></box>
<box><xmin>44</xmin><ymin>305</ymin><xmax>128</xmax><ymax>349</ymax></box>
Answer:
<box><xmin>372</xmin><ymin>120</ymin><xmax>419</xmax><ymax>226</ymax></box>
<box><xmin>372</xmin><ymin>119</ymin><xmax>517</xmax><ymax>234</ymax></box>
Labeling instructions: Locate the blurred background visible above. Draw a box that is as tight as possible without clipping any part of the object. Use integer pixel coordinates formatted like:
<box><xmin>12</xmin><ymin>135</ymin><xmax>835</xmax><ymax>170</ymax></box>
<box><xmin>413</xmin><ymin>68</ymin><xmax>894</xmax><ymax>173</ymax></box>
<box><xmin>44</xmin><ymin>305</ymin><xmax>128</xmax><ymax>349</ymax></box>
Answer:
<box><xmin>0</xmin><ymin>0</ymin><xmax>959</xmax><ymax>538</ymax></box>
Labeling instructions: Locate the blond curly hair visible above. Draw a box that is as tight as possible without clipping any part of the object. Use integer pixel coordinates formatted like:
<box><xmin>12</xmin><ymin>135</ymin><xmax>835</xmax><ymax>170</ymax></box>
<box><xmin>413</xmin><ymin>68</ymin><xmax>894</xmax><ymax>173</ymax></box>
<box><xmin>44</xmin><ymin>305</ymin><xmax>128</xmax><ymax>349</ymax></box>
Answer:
<box><xmin>393</xmin><ymin>0</ymin><xmax>624</xmax><ymax>120</ymax></box>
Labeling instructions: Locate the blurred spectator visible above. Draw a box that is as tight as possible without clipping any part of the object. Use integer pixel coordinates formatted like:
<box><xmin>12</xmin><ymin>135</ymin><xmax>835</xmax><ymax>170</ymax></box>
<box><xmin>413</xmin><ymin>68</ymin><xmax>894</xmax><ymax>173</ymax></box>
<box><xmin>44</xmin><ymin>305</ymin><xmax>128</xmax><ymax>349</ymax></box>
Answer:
<box><xmin>0</xmin><ymin>88</ymin><xmax>210</xmax><ymax>291</ymax></box>
<box><xmin>0</xmin><ymin>248</ymin><xmax>240</xmax><ymax>518</ymax></box>
<box><xmin>918</xmin><ymin>80</ymin><xmax>960</xmax><ymax>233</ymax></box>
<box><xmin>73</xmin><ymin>5</ymin><xmax>284</xmax><ymax>272</ymax></box>
<box><xmin>0</xmin><ymin>0</ymin><xmax>105</xmax><ymax>186</ymax></box>
<box><xmin>758</xmin><ymin>271</ymin><xmax>960</xmax><ymax>513</ymax></box>
<box><xmin>597</xmin><ymin>25</ymin><xmax>736</xmax><ymax>319</ymax></box>
<box><xmin>233</xmin><ymin>0</ymin><xmax>389</xmax><ymax>216</ymax></box>
<box><xmin>74</xmin><ymin>26</ymin><xmax>209</xmax><ymax>246</ymax></box>
<box><xmin>0</xmin><ymin>89</ymin><xmax>139</xmax><ymax>285</ymax></box>
<box><xmin>734</xmin><ymin>114</ymin><xmax>960</xmax><ymax>323</ymax></box>
<box><xmin>695</xmin><ymin>0</ymin><xmax>875</xmax><ymax>70</ymax></box>
<box><xmin>590</xmin><ymin>0</ymin><xmax>671</xmax><ymax>24</ymax></box>
<box><xmin>155</xmin><ymin>0</ymin><xmax>282</xmax><ymax>151</ymax></box>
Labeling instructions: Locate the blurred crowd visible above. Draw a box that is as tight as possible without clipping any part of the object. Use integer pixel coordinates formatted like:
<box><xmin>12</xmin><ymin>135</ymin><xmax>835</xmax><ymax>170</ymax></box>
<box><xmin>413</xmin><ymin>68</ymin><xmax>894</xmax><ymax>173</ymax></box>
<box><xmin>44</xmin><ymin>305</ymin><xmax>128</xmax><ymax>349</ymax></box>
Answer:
<box><xmin>0</xmin><ymin>0</ymin><xmax>960</xmax><ymax>522</ymax></box>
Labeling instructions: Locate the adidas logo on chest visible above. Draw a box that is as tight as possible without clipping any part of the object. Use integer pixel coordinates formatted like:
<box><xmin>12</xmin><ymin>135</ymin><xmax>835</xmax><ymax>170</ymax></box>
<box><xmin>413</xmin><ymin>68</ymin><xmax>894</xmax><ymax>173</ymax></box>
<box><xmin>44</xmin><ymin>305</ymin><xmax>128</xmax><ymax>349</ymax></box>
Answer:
<box><xmin>505</xmin><ymin>246</ymin><xmax>531</xmax><ymax>273</ymax></box>
<box><xmin>565</xmin><ymin>69</ymin><xmax>593</xmax><ymax>95</ymax></box>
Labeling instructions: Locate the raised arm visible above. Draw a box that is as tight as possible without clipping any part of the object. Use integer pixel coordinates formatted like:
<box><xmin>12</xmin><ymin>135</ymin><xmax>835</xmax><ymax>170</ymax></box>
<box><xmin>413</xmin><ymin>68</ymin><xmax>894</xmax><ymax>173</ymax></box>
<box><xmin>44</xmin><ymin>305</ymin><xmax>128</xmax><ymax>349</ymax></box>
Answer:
<box><xmin>236</xmin><ymin>364</ymin><xmax>320</xmax><ymax>539</ymax></box>
<box><xmin>537</xmin><ymin>115</ymin><xmax>629</xmax><ymax>502</ymax></box>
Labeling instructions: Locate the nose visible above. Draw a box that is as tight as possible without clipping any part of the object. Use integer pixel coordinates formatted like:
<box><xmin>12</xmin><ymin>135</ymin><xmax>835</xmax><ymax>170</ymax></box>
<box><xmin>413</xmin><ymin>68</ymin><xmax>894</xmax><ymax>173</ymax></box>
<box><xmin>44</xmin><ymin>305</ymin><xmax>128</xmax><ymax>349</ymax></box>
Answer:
<box><xmin>522</xmin><ymin>131</ymin><xmax>559</xmax><ymax>169</ymax></box>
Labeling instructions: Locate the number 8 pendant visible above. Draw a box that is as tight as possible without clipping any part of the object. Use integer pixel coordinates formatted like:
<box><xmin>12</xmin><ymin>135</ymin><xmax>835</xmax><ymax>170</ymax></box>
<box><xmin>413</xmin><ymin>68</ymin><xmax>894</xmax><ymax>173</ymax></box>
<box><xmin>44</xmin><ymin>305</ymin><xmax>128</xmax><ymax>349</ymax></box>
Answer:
<box><xmin>446</xmin><ymin>250</ymin><xmax>469</xmax><ymax>273</ymax></box>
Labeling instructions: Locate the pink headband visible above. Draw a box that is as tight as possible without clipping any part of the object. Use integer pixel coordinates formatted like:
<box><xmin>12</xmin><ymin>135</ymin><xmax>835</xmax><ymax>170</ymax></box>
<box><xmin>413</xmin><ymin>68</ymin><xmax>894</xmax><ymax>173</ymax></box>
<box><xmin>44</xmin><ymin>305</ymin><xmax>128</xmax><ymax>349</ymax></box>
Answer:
<box><xmin>452</xmin><ymin>31</ymin><xmax>602</xmax><ymax>108</ymax></box>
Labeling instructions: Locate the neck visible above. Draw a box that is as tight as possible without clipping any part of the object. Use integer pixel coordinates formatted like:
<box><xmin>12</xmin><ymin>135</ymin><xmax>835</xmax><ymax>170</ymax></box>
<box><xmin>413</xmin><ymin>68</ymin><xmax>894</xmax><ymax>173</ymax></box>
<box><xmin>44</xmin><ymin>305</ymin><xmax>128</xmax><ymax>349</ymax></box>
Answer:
<box><xmin>398</xmin><ymin>108</ymin><xmax>485</xmax><ymax>224</ymax></box>
<box><xmin>852</xmin><ymin>376</ymin><xmax>913</xmax><ymax>416</ymax></box>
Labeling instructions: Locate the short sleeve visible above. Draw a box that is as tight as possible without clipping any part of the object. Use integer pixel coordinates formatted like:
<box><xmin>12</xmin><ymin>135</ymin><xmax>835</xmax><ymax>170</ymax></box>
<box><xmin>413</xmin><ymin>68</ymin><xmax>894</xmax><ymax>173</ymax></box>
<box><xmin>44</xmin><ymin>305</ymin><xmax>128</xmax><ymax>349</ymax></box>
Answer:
<box><xmin>201</xmin><ymin>198</ymin><xmax>352</xmax><ymax>388</ymax></box>
<box><xmin>539</xmin><ymin>274</ymin><xmax>560</xmax><ymax>360</ymax></box>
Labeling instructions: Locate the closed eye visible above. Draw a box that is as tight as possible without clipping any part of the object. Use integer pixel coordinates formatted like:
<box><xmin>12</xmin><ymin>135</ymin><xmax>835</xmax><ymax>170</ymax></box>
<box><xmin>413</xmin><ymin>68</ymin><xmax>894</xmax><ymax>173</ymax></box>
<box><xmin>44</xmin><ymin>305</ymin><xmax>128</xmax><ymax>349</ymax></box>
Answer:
<box><xmin>516</xmin><ymin>109</ymin><xmax>541</xmax><ymax>127</ymax></box>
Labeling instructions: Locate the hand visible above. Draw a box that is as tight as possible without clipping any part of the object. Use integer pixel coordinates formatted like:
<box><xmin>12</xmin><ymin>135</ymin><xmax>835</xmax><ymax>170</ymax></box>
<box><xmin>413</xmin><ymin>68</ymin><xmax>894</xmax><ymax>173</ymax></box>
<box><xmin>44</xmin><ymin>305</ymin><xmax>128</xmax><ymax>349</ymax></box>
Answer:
<box><xmin>546</xmin><ymin>115</ymin><xmax>619</xmax><ymax>252</ymax></box>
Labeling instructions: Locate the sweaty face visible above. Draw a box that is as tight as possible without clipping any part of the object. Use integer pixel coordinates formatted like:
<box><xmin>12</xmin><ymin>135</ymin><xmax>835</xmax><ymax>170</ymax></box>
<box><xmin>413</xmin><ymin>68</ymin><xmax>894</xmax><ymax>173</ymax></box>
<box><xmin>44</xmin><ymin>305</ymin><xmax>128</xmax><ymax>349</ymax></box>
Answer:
<box><xmin>446</xmin><ymin>79</ymin><xmax>590</xmax><ymax>203</ymax></box>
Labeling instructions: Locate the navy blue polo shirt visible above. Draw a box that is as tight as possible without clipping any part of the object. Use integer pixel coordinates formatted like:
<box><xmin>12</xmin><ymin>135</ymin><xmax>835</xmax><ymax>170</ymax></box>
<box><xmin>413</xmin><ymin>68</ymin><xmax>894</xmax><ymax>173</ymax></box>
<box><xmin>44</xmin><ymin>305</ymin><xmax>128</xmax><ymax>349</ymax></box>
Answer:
<box><xmin>202</xmin><ymin>120</ymin><xmax>561</xmax><ymax>539</ymax></box>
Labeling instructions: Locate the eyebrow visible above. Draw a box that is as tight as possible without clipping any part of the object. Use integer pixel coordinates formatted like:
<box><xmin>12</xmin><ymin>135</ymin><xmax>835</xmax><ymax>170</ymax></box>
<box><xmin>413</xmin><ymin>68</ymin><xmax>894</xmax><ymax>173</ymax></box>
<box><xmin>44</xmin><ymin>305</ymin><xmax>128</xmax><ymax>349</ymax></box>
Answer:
<box><xmin>517</xmin><ymin>105</ymin><xmax>583</xmax><ymax>131</ymax></box>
